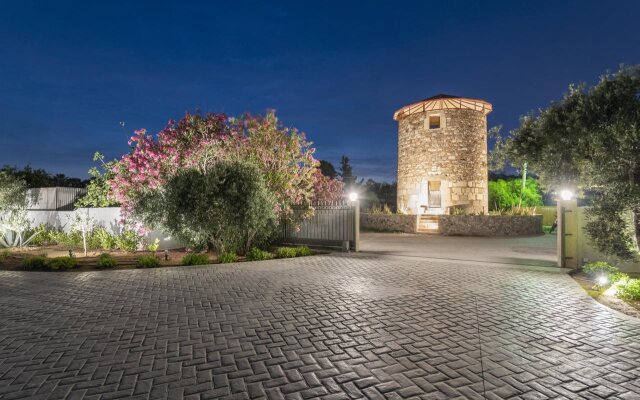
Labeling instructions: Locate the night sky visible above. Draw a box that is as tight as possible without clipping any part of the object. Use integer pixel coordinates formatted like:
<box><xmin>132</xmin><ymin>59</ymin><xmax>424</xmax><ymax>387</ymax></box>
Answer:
<box><xmin>1</xmin><ymin>1</ymin><xmax>639</xmax><ymax>181</ymax></box>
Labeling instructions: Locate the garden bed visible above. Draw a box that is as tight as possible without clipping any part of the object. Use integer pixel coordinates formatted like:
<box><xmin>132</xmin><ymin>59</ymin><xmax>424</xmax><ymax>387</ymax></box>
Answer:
<box><xmin>571</xmin><ymin>270</ymin><xmax>640</xmax><ymax>319</ymax></box>
<box><xmin>0</xmin><ymin>245</ymin><xmax>318</xmax><ymax>272</ymax></box>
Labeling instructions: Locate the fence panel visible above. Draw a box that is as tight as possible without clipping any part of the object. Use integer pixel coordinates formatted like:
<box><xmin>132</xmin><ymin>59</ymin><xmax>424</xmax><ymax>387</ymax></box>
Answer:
<box><xmin>280</xmin><ymin>202</ymin><xmax>359</xmax><ymax>250</ymax></box>
<box><xmin>524</xmin><ymin>206</ymin><xmax>556</xmax><ymax>225</ymax></box>
<box><xmin>27</xmin><ymin>187</ymin><xmax>87</xmax><ymax>211</ymax></box>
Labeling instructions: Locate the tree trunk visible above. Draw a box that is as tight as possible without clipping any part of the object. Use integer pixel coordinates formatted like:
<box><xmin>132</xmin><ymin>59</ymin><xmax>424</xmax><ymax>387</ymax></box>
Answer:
<box><xmin>634</xmin><ymin>208</ymin><xmax>640</xmax><ymax>253</ymax></box>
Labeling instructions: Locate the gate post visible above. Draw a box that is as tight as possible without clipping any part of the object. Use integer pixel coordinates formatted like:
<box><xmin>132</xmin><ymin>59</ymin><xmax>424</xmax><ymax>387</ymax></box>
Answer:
<box><xmin>353</xmin><ymin>200</ymin><xmax>360</xmax><ymax>251</ymax></box>
<box><xmin>557</xmin><ymin>198</ymin><xmax>578</xmax><ymax>268</ymax></box>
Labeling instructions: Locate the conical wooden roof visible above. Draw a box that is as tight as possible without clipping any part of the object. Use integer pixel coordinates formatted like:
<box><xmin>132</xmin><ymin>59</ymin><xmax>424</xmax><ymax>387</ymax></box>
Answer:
<box><xmin>393</xmin><ymin>94</ymin><xmax>492</xmax><ymax>120</ymax></box>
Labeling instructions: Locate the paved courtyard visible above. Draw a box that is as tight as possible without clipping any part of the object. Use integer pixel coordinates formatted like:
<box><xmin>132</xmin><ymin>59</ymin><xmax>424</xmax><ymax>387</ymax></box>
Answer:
<box><xmin>1</xmin><ymin>252</ymin><xmax>640</xmax><ymax>399</ymax></box>
<box><xmin>359</xmin><ymin>232</ymin><xmax>557</xmax><ymax>267</ymax></box>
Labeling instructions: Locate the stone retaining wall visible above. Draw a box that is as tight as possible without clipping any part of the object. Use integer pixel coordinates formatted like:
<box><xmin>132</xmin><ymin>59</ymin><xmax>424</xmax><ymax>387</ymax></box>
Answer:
<box><xmin>360</xmin><ymin>213</ymin><xmax>418</xmax><ymax>233</ymax></box>
<box><xmin>439</xmin><ymin>215</ymin><xmax>543</xmax><ymax>236</ymax></box>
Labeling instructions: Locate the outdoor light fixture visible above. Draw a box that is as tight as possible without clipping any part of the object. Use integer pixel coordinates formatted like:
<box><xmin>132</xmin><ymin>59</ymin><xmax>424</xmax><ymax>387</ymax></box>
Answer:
<box><xmin>348</xmin><ymin>192</ymin><xmax>358</xmax><ymax>202</ymax></box>
<box><xmin>560</xmin><ymin>189</ymin><xmax>574</xmax><ymax>201</ymax></box>
<box><xmin>597</xmin><ymin>275</ymin><xmax>609</xmax><ymax>286</ymax></box>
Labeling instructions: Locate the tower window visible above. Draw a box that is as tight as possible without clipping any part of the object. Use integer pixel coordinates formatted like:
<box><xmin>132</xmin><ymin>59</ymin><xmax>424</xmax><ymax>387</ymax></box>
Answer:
<box><xmin>429</xmin><ymin>116</ymin><xmax>441</xmax><ymax>129</ymax></box>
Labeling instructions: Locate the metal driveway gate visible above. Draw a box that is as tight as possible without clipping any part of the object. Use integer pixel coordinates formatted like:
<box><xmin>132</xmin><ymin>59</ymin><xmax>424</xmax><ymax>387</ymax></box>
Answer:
<box><xmin>279</xmin><ymin>201</ymin><xmax>360</xmax><ymax>251</ymax></box>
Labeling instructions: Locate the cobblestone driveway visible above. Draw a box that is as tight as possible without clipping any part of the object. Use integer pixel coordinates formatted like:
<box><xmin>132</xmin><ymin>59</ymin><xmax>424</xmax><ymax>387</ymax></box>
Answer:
<box><xmin>1</xmin><ymin>253</ymin><xmax>639</xmax><ymax>399</ymax></box>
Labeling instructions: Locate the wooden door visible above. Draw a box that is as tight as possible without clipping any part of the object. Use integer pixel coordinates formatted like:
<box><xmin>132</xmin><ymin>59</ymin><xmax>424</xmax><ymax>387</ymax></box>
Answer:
<box><xmin>428</xmin><ymin>181</ymin><xmax>441</xmax><ymax>208</ymax></box>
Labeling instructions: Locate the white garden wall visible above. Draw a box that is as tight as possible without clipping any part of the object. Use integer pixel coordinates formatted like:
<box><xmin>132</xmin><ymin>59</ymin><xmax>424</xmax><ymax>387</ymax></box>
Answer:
<box><xmin>25</xmin><ymin>207</ymin><xmax>182</xmax><ymax>250</ymax></box>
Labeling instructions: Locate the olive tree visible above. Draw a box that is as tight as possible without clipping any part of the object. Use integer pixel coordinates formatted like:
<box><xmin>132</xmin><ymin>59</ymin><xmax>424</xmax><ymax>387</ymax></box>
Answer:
<box><xmin>497</xmin><ymin>65</ymin><xmax>640</xmax><ymax>259</ymax></box>
<box><xmin>140</xmin><ymin>160</ymin><xmax>278</xmax><ymax>255</ymax></box>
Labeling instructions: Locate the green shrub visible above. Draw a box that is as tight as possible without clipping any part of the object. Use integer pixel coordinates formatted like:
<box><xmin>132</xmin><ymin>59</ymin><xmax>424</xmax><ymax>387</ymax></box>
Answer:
<box><xmin>246</xmin><ymin>247</ymin><xmax>273</xmax><ymax>261</ymax></box>
<box><xmin>147</xmin><ymin>238</ymin><xmax>160</xmax><ymax>253</ymax></box>
<box><xmin>488</xmin><ymin>178</ymin><xmax>543</xmax><ymax>211</ymax></box>
<box><xmin>617</xmin><ymin>278</ymin><xmax>640</xmax><ymax>301</ymax></box>
<box><xmin>116</xmin><ymin>229</ymin><xmax>142</xmax><ymax>252</ymax></box>
<box><xmin>50</xmin><ymin>230</ymin><xmax>83</xmax><ymax>248</ymax></box>
<box><xmin>181</xmin><ymin>253</ymin><xmax>210</xmax><ymax>266</ymax></box>
<box><xmin>0</xmin><ymin>250</ymin><xmax>9</xmax><ymax>263</ymax></box>
<box><xmin>295</xmin><ymin>246</ymin><xmax>312</xmax><ymax>257</ymax></box>
<box><xmin>21</xmin><ymin>254</ymin><xmax>48</xmax><ymax>269</ymax></box>
<box><xmin>275</xmin><ymin>247</ymin><xmax>297</xmax><ymax>258</ymax></box>
<box><xmin>582</xmin><ymin>261</ymin><xmax>620</xmax><ymax>280</ymax></box>
<box><xmin>89</xmin><ymin>228</ymin><xmax>117</xmax><ymax>250</ymax></box>
<box><xmin>25</xmin><ymin>224</ymin><xmax>51</xmax><ymax>246</ymax></box>
<box><xmin>368</xmin><ymin>203</ymin><xmax>392</xmax><ymax>215</ymax></box>
<box><xmin>136</xmin><ymin>255</ymin><xmax>161</xmax><ymax>268</ymax></box>
<box><xmin>489</xmin><ymin>207</ymin><xmax>536</xmax><ymax>216</ymax></box>
<box><xmin>96</xmin><ymin>253</ymin><xmax>118</xmax><ymax>269</ymax></box>
<box><xmin>218</xmin><ymin>252</ymin><xmax>239</xmax><ymax>263</ymax></box>
<box><xmin>48</xmin><ymin>256</ymin><xmax>78</xmax><ymax>271</ymax></box>
<box><xmin>27</xmin><ymin>227</ymin><xmax>64</xmax><ymax>246</ymax></box>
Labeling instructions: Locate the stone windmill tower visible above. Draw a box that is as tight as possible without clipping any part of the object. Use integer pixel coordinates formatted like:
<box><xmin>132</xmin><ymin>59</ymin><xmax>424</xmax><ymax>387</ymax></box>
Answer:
<box><xmin>394</xmin><ymin>94</ymin><xmax>492</xmax><ymax>228</ymax></box>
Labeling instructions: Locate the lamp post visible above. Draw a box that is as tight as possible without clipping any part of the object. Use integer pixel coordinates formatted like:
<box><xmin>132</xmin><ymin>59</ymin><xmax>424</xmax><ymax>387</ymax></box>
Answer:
<box><xmin>348</xmin><ymin>192</ymin><xmax>360</xmax><ymax>252</ymax></box>
<box><xmin>557</xmin><ymin>189</ymin><xmax>578</xmax><ymax>268</ymax></box>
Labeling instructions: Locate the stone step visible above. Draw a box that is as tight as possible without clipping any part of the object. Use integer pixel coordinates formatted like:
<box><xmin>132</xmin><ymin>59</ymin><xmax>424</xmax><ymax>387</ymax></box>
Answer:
<box><xmin>417</xmin><ymin>215</ymin><xmax>439</xmax><ymax>233</ymax></box>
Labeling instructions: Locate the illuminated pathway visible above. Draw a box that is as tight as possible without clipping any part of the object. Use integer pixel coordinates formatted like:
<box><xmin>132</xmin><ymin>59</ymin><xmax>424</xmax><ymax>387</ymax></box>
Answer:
<box><xmin>0</xmin><ymin>253</ymin><xmax>638</xmax><ymax>399</ymax></box>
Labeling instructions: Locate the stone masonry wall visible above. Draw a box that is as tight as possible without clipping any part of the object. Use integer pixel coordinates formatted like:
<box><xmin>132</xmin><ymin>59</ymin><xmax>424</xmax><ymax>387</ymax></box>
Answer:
<box><xmin>397</xmin><ymin>108</ymin><xmax>488</xmax><ymax>214</ymax></box>
<box><xmin>360</xmin><ymin>213</ymin><xmax>418</xmax><ymax>233</ymax></box>
<box><xmin>439</xmin><ymin>215</ymin><xmax>543</xmax><ymax>236</ymax></box>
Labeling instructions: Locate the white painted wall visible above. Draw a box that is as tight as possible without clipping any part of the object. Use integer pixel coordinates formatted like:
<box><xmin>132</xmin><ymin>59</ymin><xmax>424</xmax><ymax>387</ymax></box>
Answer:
<box><xmin>25</xmin><ymin>207</ymin><xmax>182</xmax><ymax>250</ymax></box>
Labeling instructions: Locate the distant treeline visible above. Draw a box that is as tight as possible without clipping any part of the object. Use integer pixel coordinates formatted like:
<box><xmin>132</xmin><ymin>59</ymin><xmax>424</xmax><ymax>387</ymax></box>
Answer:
<box><xmin>0</xmin><ymin>165</ymin><xmax>88</xmax><ymax>188</ymax></box>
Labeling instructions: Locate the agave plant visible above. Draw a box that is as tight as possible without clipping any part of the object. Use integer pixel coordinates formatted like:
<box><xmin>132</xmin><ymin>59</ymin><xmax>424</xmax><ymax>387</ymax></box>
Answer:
<box><xmin>0</xmin><ymin>210</ymin><xmax>41</xmax><ymax>248</ymax></box>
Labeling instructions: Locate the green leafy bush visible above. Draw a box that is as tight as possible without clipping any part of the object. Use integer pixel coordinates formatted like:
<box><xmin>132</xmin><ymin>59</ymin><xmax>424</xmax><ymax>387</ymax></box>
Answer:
<box><xmin>246</xmin><ymin>247</ymin><xmax>273</xmax><ymax>261</ymax></box>
<box><xmin>275</xmin><ymin>247</ymin><xmax>297</xmax><ymax>258</ymax></box>
<box><xmin>488</xmin><ymin>178</ymin><xmax>543</xmax><ymax>211</ymax></box>
<box><xmin>0</xmin><ymin>249</ymin><xmax>9</xmax><ymax>263</ymax></box>
<box><xmin>582</xmin><ymin>261</ymin><xmax>620</xmax><ymax>280</ymax></box>
<box><xmin>74</xmin><ymin>152</ymin><xmax>120</xmax><ymax>208</ymax></box>
<box><xmin>96</xmin><ymin>253</ymin><xmax>117</xmax><ymax>269</ymax></box>
<box><xmin>295</xmin><ymin>246</ymin><xmax>312</xmax><ymax>257</ymax></box>
<box><xmin>136</xmin><ymin>255</ymin><xmax>160</xmax><ymax>268</ymax></box>
<box><xmin>21</xmin><ymin>254</ymin><xmax>48</xmax><ymax>269</ymax></box>
<box><xmin>367</xmin><ymin>203</ymin><xmax>392</xmax><ymax>215</ymax></box>
<box><xmin>147</xmin><ymin>238</ymin><xmax>160</xmax><ymax>253</ymax></box>
<box><xmin>50</xmin><ymin>230</ymin><xmax>83</xmax><ymax>248</ymax></box>
<box><xmin>617</xmin><ymin>278</ymin><xmax>640</xmax><ymax>301</ymax></box>
<box><xmin>48</xmin><ymin>256</ymin><xmax>78</xmax><ymax>271</ymax></box>
<box><xmin>27</xmin><ymin>227</ymin><xmax>65</xmax><ymax>246</ymax></box>
<box><xmin>489</xmin><ymin>207</ymin><xmax>536</xmax><ymax>216</ymax></box>
<box><xmin>116</xmin><ymin>229</ymin><xmax>142</xmax><ymax>252</ymax></box>
<box><xmin>24</xmin><ymin>224</ymin><xmax>50</xmax><ymax>246</ymax></box>
<box><xmin>218</xmin><ymin>252</ymin><xmax>239</xmax><ymax>263</ymax></box>
<box><xmin>89</xmin><ymin>227</ymin><xmax>117</xmax><ymax>250</ymax></box>
<box><xmin>181</xmin><ymin>253</ymin><xmax>210</xmax><ymax>266</ymax></box>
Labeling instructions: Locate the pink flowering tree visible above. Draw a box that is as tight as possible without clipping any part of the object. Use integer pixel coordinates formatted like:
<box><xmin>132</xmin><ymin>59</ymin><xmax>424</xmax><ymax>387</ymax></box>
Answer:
<box><xmin>109</xmin><ymin>111</ymin><xmax>343</xmax><ymax>243</ymax></box>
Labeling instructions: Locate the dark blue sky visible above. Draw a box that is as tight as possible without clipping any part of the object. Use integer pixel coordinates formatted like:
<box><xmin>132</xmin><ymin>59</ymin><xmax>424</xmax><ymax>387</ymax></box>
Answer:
<box><xmin>1</xmin><ymin>1</ymin><xmax>639</xmax><ymax>181</ymax></box>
